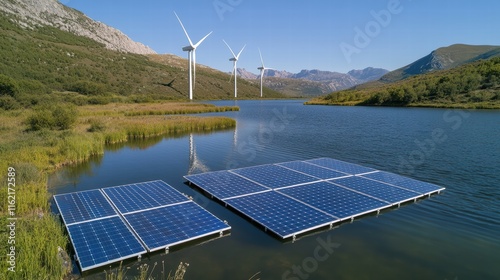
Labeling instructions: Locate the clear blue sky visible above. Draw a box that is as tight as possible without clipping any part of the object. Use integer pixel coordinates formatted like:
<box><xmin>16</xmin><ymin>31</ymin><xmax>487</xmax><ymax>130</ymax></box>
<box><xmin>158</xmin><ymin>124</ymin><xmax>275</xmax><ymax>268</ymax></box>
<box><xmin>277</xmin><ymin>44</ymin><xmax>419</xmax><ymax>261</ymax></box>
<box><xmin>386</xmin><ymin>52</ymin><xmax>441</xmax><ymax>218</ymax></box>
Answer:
<box><xmin>63</xmin><ymin>0</ymin><xmax>500</xmax><ymax>74</ymax></box>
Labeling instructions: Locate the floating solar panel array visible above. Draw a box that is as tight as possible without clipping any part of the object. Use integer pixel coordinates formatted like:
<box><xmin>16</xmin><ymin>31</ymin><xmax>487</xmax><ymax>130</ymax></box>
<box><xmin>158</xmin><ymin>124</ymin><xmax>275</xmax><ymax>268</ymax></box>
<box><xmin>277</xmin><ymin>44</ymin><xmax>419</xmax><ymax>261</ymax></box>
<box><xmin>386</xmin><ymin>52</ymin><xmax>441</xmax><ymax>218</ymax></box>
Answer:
<box><xmin>185</xmin><ymin>158</ymin><xmax>444</xmax><ymax>239</ymax></box>
<box><xmin>54</xmin><ymin>180</ymin><xmax>230</xmax><ymax>272</ymax></box>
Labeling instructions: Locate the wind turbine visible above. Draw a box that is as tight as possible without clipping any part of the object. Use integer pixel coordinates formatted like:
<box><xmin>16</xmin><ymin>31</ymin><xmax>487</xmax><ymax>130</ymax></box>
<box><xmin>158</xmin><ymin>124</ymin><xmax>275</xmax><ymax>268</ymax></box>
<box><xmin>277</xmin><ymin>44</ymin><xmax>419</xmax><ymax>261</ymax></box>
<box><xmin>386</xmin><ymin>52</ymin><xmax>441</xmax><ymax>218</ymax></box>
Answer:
<box><xmin>223</xmin><ymin>40</ymin><xmax>245</xmax><ymax>98</ymax></box>
<box><xmin>257</xmin><ymin>48</ymin><xmax>273</xmax><ymax>98</ymax></box>
<box><xmin>174</xmin><ymin>12</ymin><xmax>212</xmax><ymax>100</ymax></box>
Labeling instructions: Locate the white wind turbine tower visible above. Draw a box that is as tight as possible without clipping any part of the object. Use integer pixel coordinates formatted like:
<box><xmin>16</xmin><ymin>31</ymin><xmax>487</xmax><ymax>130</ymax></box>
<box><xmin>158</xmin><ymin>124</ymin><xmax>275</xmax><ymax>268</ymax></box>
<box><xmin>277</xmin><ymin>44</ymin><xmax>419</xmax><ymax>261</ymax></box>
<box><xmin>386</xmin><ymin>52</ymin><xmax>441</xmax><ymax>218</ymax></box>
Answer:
<box><xmin>257</xmin><ymin>48</ymin><xmax>273</xmax><ymax>98</ymax></box>
<box><xmin>223</xmin><ymin>40</ymin><xmax>245</xmax><ymax>98</ymax></box>
<box><xmin>174</xmin><ymin>12</ymin><xmax>212</xmax><ymax>100</ymax></box>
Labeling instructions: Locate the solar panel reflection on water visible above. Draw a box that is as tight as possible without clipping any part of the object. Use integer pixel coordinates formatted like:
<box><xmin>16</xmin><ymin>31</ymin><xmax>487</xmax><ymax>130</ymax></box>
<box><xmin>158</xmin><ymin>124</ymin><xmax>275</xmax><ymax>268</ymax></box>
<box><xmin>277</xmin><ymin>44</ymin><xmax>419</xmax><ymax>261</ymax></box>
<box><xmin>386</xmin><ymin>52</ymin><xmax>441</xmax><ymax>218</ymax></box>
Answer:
<box><xmin>184</xmin><ymin>170</ymin><xmax>270</xmax><ymax>199</ymax></box>
<box><xmin>224</xmin><ymin>191</ymin><xmax>335</xmax><ymax>239</ymax></box>
<box><xmin>184</xmin><ymin>157</ymin><xmax>445</xmax><ymax>239</ymax></box>
<box><xmin>124</xmin><ymin>202</ymin><xmax>231</xmax><ymax>252</ymax></box>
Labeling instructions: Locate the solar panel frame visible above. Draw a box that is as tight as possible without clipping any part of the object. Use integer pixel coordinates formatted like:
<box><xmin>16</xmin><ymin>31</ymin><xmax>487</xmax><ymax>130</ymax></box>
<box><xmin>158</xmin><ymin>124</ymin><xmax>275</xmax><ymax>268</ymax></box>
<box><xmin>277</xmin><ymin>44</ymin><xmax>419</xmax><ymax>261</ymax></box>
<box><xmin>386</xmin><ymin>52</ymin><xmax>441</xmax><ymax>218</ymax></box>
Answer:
<box><xmin>66</xmin><ymin>216</ymin><xmax>146</xmax><ymax>272</ymax></box>
<box><xmin>277</xmin><ymin>161</ymin><xmax>349</xmax><ymax>180</ymax></box>
<box><xmin>224</xmin><ymin>191</ymin><xmax>336</xmax><ymax>239</ymax></box>
<box><xmin>53</xmin><ymin>190</ymin><xmax>118</xmax><ymax>225</ymax></box>
<box><xmin>123</xmin><ymin>201</ymin><xmax>231</xmax><ymax>252</ymax></box>
<box><xmin>277</xmin><ymin>181</ymin><xmax>391</xmax><ymax>220</ymax></box>
<box><xmin>184</xmin><ymin>170</ymin><xmax>271</xmax><ymax>200</ymax></box>
<box><xmin>306</xmin><ymin>158</ymin><xmax>376</xmax><ymax>175</ymax></box>
<box><xmin>330</xmin><ymin>176</ymin><xmax>423</xmax><ymax>205</ymax></box>
<box><xmin>231</xmin><ymin>164</ymin><xmax>320</xmax><ymax>189</ymax></box>
<box><xmin>102</xmin><ymin>180</ymin><xmax>189</xmax><ymax>214</ymax></box>
<box><xmin>360</xmin><ymin>171</ymin><xmax>445</xmax><ymax>195</ymax></box>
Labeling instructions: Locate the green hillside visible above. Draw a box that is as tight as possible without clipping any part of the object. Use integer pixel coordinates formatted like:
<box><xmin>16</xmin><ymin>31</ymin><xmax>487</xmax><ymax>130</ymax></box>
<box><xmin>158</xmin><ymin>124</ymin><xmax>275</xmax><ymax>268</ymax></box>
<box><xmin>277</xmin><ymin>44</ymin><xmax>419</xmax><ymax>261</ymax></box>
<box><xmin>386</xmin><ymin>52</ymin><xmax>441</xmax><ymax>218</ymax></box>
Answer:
<box><xmin>0</xmin><ymin>12</ymin><xmax>283</xmax><ymax>110</ymax></box>
<box><xmin>307</xmin><ymin>57</ymin><xmax>500</xmax><ymax>109</ymax></box>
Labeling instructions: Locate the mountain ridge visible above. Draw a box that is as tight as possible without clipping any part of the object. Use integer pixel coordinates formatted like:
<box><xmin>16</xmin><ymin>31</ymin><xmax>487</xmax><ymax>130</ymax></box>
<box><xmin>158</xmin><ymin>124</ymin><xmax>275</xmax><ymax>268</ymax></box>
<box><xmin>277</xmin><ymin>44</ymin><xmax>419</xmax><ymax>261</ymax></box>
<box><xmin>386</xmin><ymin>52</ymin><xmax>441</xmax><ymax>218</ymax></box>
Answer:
<box><xmin>0</xmin><ymin>0</ymin><xmax>156</xmax><ymax>54</ymax></box>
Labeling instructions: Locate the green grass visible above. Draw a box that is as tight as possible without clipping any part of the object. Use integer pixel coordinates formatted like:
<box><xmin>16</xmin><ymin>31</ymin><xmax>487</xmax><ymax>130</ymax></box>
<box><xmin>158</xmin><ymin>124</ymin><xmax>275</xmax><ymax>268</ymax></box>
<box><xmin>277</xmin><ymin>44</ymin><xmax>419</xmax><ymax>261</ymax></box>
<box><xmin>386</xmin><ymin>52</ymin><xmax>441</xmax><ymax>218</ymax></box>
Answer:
<box><xmin>0</xmin><ymin>102</ymin><xmax>236</xmax><ymax>279</ymax></box>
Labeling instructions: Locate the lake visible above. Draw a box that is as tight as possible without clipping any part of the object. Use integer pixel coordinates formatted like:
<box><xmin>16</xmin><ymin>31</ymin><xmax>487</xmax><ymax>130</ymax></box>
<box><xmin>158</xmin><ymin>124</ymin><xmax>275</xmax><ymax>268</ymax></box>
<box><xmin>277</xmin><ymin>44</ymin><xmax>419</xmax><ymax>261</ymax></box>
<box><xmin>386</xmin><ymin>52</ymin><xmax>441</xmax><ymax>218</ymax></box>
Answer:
<box><xmin>49</xmin><ymin>100</ymin><xmax>500</xmax><ymax>280</ymax></box>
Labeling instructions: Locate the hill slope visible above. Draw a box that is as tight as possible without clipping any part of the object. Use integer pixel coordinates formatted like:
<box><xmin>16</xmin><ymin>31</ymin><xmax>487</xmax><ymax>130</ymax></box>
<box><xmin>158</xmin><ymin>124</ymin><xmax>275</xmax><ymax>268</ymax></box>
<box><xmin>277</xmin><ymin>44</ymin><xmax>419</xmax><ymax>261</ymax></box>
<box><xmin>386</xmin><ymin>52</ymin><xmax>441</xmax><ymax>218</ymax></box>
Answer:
<box><xmin>307</xmin><ymin>57</ymin><xmax>500</xmax><ymax>109</ymax></box>
<box><xmin>0</xmin><ymin>7</ymin><xmax>284</xmax><ymax>110</ymax></box>
<box><xmin>0</xmin><ymin>0</ymin><xmax>156</xmax><ymax>54</ymax></box>
<box><xmin>381</xmin><ymin>44</ymin><xmax>500</xmax><ymax>82</ymax></box>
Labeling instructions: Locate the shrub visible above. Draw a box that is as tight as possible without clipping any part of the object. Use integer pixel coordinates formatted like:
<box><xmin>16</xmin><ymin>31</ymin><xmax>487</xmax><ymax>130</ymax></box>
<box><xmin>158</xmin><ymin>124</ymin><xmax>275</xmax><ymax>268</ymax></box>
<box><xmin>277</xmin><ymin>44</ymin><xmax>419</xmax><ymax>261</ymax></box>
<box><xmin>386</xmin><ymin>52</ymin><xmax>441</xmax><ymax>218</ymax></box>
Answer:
<box><xmin>0</xmin><ymin>74</ymin><xmax>20</xmax><ymax>97</ymax></box>
<box><xmin>0</xmin><ymin>95</ymin><xmax>21</xmax><ymax>110</ymax></box>
<box><xmin>26</xmin><ymin>104</ymin><xmax>78</xmax><ymax>131</ymax></box>
<box><xmin>68</xmin><ymin>81</ymin><xmax>106</xmax><ymax>96</ymax></box>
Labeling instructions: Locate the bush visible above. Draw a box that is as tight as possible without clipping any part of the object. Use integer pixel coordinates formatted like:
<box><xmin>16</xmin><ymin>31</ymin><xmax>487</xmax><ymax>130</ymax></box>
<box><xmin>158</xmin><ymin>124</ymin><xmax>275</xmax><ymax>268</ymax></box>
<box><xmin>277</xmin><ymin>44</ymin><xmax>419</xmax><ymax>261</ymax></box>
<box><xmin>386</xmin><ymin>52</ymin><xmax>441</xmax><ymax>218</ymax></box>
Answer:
<box><xmin>26</xmin><ymin>104</ymin><xmax>78</xmax><ymax>131</ymax></box>
<box><xmin>0</xmin><ymin>74</ymin><xmax>20</xmax><ymax>97</ymax></box>
<box><xmin>68</xmin><ymin>81</ymin><xmax>106</xmax><ymax>96</ymax></box>
<box><xmin>0</xmin><ymin>95</ymin><xmax>21</xmax><ymax>110</ymax></box>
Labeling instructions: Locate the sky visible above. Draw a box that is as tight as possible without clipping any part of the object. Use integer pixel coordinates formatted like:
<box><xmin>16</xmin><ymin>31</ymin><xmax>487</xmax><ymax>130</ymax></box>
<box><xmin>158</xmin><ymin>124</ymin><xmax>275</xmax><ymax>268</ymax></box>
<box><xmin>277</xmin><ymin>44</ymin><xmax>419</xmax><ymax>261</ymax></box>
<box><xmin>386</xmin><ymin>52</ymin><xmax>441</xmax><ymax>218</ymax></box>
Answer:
<box><xmin>62</xmin><ymin>0</ymin><xmax>500</xmax><ymax>74</ymax></box>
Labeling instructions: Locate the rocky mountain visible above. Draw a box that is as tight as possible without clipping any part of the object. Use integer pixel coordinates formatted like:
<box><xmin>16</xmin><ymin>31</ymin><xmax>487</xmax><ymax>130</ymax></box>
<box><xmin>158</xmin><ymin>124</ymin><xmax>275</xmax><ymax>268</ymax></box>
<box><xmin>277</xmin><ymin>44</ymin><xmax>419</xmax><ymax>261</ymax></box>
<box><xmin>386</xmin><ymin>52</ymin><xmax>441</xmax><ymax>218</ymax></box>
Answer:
<box><xmin>237</xmin><ymin>67</ymin><xmax>388</xmax><ymax>96</ymax></box>
<box><xmin>381</xmin><ymin>44</ymin><xmax>500</xmax><ymax>82</ymax></box>
<box><xmin>0</xmin><ymin>0</ymin><xmax>156</xmax><ymax>54</ymax></box>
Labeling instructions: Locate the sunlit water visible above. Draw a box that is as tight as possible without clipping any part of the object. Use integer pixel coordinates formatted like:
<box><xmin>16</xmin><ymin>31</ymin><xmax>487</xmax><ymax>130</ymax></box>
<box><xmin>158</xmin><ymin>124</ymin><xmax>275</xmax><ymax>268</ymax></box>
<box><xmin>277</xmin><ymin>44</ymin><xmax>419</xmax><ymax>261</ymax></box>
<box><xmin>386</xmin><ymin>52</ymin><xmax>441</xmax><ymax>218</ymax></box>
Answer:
<box><xmin>49</xmin><ymin>100</ymin><xmax>500</xmax><ymax>280</ymax></box>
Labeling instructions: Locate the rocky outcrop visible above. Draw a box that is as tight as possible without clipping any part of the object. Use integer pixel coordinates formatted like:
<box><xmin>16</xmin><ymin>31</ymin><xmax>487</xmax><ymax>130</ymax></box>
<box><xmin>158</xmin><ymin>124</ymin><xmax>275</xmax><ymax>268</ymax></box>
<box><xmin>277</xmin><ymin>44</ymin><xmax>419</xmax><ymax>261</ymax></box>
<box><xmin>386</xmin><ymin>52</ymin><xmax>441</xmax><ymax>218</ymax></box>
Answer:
<box><xmin>0</xmin><ymin>0</ymin><xmax>156</xmax><ymax>54</ymax></box>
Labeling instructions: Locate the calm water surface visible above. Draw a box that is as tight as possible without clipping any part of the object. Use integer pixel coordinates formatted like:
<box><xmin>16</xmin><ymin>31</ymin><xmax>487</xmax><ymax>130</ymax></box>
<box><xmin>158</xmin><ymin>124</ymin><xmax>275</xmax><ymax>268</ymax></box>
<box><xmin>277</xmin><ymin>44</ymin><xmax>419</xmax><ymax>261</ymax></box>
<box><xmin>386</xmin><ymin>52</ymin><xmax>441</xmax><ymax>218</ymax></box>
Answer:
<box><xmin>49</xmin><ymin>100</ymin><xmax>500</xmax><ymax>280</ymax></box>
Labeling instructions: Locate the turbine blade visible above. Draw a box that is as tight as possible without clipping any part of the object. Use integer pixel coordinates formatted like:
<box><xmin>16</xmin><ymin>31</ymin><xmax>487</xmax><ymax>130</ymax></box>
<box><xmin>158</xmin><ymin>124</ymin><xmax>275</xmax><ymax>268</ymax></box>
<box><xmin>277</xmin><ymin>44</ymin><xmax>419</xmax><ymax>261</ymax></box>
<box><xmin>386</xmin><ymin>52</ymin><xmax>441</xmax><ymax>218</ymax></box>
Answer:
<box><xmin>223</xmin><ymin>40</ymin><xmax>237</xmax><ymax>58</ymax></box>
<box><xmin>194</xmin><ymin>31</ymin><xmax>212</xmax><ymax>48</ymax></box>
<box><xmin>236</xmin><ymin>44</ymin><xmax>246</xmax><ymax>60</ymax></box>
<box><xmin>229</xmin><ymin>66</ymin><xmax>234</xmax><ymax>82</ymax></box>
<box><xmin>174</xmin><ymin>12</ymin><xmax>194</xmax><ymax>47</ymax></box>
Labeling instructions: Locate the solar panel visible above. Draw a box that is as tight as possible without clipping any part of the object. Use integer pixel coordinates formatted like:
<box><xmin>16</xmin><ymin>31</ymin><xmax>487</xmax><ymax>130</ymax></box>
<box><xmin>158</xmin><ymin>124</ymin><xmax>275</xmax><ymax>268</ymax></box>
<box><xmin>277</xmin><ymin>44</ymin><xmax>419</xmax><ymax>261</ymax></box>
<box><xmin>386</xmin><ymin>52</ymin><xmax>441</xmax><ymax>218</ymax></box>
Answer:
<box><xmin>278</xmin><ymin>181</ymin><xmax>391</xmax><ymax>219</ymax></box>
<box><xmin>102</xmin><ymin>180</ymin><xmax>189</xmax><ymax>214</ymax></box>
<box><xmin>231</xmin><ymin>164</ymin><xmax>319</xmax><ymax>189</ymax></box>
<box><xmin>67</xmin><ymin>216</ymin><xmax>146</xmax><ymax>271</ymax></box>
<box><xmin>53</xmin><ymin>190</ymin><xmax>117</xmax><ymax>225</ymax></box>
<box><xmin>184</xmin><ymin>170</ymin><xmax>270</xmax><ymax>200</ymax></box>
<box><xmin>278</xmin><ymin>161</ymin><xmax>348</xmax><ymax>180</ymax></box>
<box><xmin>330</xmin><ymin>176</ymin><xmax>422</xmax><ymax>205</ymax></box>
<box><xmin>306</xmin><ymin>158</ymin><xmax>375</xmax><ymax>175</ymax></box>
<box><xmin>185</xmin><ymin>157</ymin><xmax>445</xmax><ymax>239</ymax></box>
<box><xmin>224</xmin><ymin>191</ymin><xmax>335</xmax><ymax>239</ymax></box>
<box><xmin>360</xmin><ymin>171</ymin><xmax>445</xmax><ymax>195</ymax></box>
<box><xmin>124</xmin><ymin>202</ymin><xmax>231</xmax><ymax>252</ymax></box>
<box><xmin>55</xmin><ymin>180</ymin><xmax>231</xmax><ymax>271</ymax></box>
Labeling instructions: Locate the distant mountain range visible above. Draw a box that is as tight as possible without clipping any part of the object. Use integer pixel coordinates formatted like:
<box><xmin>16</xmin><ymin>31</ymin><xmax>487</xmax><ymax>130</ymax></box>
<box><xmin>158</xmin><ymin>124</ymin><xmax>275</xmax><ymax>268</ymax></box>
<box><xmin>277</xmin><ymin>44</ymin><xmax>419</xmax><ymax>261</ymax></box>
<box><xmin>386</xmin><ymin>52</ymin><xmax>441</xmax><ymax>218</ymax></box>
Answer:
<box><xmin>237</xmin><ymin>67</ymin><xmax>389</xmax><ymax>97</ymax></box>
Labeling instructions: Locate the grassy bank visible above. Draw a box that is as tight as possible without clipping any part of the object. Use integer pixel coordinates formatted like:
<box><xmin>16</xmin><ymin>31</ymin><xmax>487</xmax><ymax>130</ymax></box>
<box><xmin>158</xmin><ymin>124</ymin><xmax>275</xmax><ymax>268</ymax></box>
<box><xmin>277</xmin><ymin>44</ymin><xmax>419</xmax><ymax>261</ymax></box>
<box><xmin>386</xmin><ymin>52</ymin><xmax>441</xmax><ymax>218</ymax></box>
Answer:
<box><xmin>0</xmin><ymin>102</ymin><xmax>236</xmax><ymax>279</ymax></box>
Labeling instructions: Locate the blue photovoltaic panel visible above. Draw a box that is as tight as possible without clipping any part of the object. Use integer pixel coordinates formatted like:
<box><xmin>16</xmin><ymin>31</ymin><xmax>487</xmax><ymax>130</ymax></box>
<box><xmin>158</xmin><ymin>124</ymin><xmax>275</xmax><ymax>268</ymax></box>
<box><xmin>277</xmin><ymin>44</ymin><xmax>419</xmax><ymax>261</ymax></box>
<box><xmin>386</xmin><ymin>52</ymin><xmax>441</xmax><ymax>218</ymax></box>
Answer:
<box><xmin>224</xmin><ymin>191</ymin><xmax>334</xmax><ymax>238</ymax></box>
<box><xmin>54</xmin><ymin>190</ymin><xmax>117</xmax><ymax>225</ymax></box>
<box><xmin>67</xmin><ymin>216</ymin><xmax>146</xmax><ymax>271</ymax></box>
<box><xmin>361</xmin><ymin>171</ymin><xmax>445</xmax><ymax>195</ymax></box>
<box><xmin>330</xmin><ymin>176</ymin><xmax>422</xmax><ymax>204</ymax></box>
<box><xmin>102</xmin><ymin>180</ymin><xmax>189</xmax><ymax>214</ymax></box>
<box><xmin>278</xmin><ymin>181</ymin><xmax>391</xmax><ymax>219</ymax></box>
<box><xmin>124</xmin><ymin>202</ymin><xmax>231</xmax><ymax>252</ymax></box>
<box><xmin>184</xmin><ymin>170</ymin><xmax>270</xmax><ymax>199</ymax></box>
<box><xmin>231</xmin><ymin>164</ymin><xmax>318</xmax><ymax>189</ymax></box>
<box><xmin>184</xmin><ymin>157</ymin><xmax>445</xmax><ymax>239</ymax></box>
<box><xmin>306</xmin><ymin>158</ymin><xmax>375</xmax><ymax>175</ymax></box>
<box><xmin>278</xmin><ymin>161</ymin><xmax>348</xmax><ymax>180</ymax></box>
